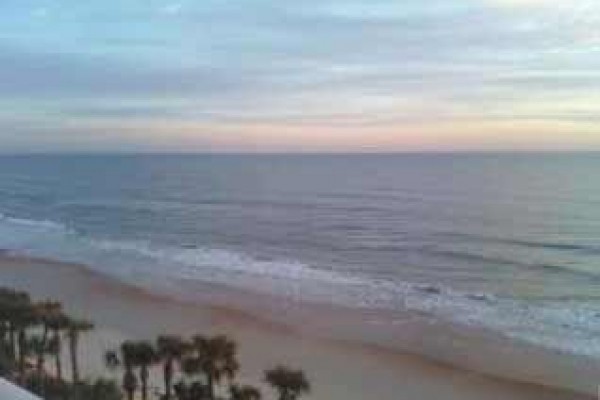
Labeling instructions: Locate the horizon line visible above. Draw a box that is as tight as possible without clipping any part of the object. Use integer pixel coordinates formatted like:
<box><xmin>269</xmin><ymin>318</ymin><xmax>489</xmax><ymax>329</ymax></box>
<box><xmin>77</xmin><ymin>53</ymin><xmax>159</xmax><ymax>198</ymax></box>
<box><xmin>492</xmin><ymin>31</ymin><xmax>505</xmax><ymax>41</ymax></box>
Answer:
<box><xmin>1</xmin><ymin>149</ymin><xmax>600</xmax><ymax>156</ymax></box>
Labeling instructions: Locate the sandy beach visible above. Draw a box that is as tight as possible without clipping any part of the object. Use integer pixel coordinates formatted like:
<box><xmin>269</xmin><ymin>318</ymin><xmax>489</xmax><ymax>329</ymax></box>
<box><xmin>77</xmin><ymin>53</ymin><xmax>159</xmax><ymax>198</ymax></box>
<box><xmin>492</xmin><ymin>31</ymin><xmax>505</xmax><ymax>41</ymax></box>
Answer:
<box><xmin>0</xmin><ymin>254</ymin><xmax>595</xmax><ymax>400</ymax></box>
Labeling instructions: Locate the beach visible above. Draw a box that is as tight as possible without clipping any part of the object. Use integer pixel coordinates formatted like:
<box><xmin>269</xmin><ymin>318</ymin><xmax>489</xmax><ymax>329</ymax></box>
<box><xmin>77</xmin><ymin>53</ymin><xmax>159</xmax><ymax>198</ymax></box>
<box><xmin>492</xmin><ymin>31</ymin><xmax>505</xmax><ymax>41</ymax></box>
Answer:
<box><xmin>0</xmin><ymin>254</ymin><xmax>594</xmax><ymax>400</ymax></box>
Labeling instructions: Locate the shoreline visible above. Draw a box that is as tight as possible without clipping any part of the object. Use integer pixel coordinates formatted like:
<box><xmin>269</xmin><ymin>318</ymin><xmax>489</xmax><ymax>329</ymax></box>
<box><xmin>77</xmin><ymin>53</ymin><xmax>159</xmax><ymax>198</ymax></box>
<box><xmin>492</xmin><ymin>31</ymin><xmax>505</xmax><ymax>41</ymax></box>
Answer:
<box><xmin>0</xmin><ymin>253</ymin><xmax>595</xmax><ymax>400</ymax></box>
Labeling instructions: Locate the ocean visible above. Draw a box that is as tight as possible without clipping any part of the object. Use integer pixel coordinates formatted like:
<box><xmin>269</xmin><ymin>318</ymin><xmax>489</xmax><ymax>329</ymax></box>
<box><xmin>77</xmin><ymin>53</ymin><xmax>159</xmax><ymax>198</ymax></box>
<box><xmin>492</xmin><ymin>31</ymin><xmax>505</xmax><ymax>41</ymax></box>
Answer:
<box><xmin>0</xmin><ymin>153</ymin><xmax>599</xmax><ymax>358</ymax></box>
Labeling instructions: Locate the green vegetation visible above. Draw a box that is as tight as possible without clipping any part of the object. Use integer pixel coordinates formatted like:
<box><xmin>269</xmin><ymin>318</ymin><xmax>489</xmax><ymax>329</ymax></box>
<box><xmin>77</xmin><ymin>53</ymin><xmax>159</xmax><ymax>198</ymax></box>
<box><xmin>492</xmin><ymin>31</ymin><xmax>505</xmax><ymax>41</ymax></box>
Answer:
<box><xmin>0</xmin><ymin>288</ymin><xmax>105</xmax><ymax>399</ymax></box>
<box><xmin>0</xmin><ymin>287</ymin><xmax>311</xmax><ymax>400</ymax></box>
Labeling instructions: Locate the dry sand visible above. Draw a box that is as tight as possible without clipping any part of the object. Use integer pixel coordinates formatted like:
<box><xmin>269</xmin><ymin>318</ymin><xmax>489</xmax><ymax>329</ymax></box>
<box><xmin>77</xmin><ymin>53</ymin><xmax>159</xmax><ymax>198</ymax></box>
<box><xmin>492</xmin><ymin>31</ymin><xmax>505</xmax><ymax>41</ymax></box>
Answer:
<box><xmin>0</xmin><ymin>255</ymin><xmax>594</xmax><ymax>400</ymax></box>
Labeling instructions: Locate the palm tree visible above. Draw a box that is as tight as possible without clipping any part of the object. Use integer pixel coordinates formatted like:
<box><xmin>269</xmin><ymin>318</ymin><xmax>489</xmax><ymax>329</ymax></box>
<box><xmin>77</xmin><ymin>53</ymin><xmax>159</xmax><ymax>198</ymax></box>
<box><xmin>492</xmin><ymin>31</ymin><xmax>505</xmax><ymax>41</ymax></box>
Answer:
<box><xmin>132</xmin><ymin>341</ymin><xmax>158</xmax><ymax>400</ymax></box>
<box><xmin>264</xmin><ymin>366</ymin><xmax>310</xmax><ymax>400</ymax></box>
<box><xmin>0</xmin><ymin>288</ymin><xmax>34</xmax><ymax>379</ymax></box>
<box><xmin>0</xmin><ymin>289</ymin><xmax>31</xmax><ymax>363</ymax></box>
<box><xmin>0</xmin><ymin>289</ymin><xmax>17</xmax><ymax>359</ymax></box>
<box><xmin>66</xmin><ymin>318</ymin><xmax>94</xmax><ymax>384</ymax></box>
<box><xmin>157</xmin><ymin>335</ymin><xmax>187</xmax><ymax>399</ymax></box>
<box><xmin>13</xmin><ymin>300</ymin><xmax>38</xmax><ymax>383</ymax></box>
<box><xmin>193</xmin><ymin>334</ymin><xmax>239</xmax><ymax>400</ymax></box>
<box><xmin>230</xmin><ymin>384</ymin><xmax>261</xmax><ymax>400</ymax></box>
<box><xmin>107</xmin><ymin>342</ymin><xmax>139</xmax><ymax>400</ymax></box>
<box><xmin>33</xmin><ymin>300</ymin><xmax>62</xmax><ymax>376</ymax></box>
<box><xmin>27</xmin><ymin>334</ymin><xmax>52</xmax><ymax>396</ymax></box>
<box><xmin>177</xmin><ymin>354</ymin><xmax>207</xmax><ymax>400</ymax></box>
<box><xmin>27</xmin><ymin>335</ymin><xmax>47</xmax><ymax>374</ymax></box>
<box><xmin>46</xmin><ymin>335</ymin><xmax>61</xmax><ymax>378</ymax></box>
<box><xmin>47</xmin><ymin>311</ymin><xmax>69</xmax><ymax>381</ymax></box>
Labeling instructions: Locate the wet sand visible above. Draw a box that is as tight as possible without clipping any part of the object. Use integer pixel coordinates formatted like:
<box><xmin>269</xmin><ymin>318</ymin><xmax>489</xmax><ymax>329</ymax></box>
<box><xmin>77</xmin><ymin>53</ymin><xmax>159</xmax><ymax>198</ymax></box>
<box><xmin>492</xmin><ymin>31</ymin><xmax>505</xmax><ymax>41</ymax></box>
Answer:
<box><xmin>0</xmin><ymin>255</ymin><xmax>595</xmax><ymax>400</ymax></box>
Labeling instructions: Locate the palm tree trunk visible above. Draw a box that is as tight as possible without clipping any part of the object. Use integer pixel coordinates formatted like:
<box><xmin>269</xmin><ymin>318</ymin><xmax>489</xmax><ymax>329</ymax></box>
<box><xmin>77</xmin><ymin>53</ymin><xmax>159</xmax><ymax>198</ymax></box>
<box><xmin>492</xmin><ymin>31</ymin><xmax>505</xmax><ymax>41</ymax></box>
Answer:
<box><xmin>17</xmin><ymin>329</ymin><xmax>26</xmax><ymax>382</ymax></box>
<box><xmin>54</xmin><ymin>330</ymin><xmax>63</xmax><ymax>381</ymax></box>
<box><xmin>36</xmin><ymin>325</ymin><xmax>49</xmax><ymax>375</ymax></box>
<box><xmin>123</xmin><ymin>367</ymin><xmax>136</xmax><ymax>400</ymax></box>
<box><xmin>164</xmin><ymin>359</ymin><xmax>173</xmax><ymax>399</ymax></box>
<box><xmin>54</xmin><ymin>350</ymin><xmax>62</xmax><ymax>381</ymax></box>
<box><xmin>207</xmin><ymin>375</ymin><xmax>215</xmax><ymax>400</ymax></box>
<box><xmin>0</xmin><ymin>323</ymin><xmax>6</xmax><ymax>352</ymax></box>
<box><xmin>8</xmin><ymin>325</ymin><xmax>16</xmax><ymax>360</ymax></box>
<box><xmin>141</xmin><ymin>365</ymin><xmax>149</xmax><ymax>400</ymax></box>
<box><xmin>277</xmin><ymin>388</ymin><xmax>290</xmax><ymax>400</ymax></box>
<box><xmin>69</xmin><ymin>331</ymin><xmax>79</xmax><ymax>384</ymax></box>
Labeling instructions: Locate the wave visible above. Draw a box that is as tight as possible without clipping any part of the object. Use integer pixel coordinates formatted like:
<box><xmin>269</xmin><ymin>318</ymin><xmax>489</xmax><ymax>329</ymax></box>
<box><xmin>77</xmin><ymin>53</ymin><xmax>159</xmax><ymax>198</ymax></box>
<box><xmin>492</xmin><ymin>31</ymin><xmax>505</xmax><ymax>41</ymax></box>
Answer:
<box><xmin>439</xmin><ymin>231</ymin><xmax>600</xmax><ymax>255</ymax></box>
<box><xmin>507</xmin><ymin>239</ymin><xmax>600</xmax><ymax>255</ymax></box>
<box><xmin>0</xmin><ymin>215</ymin><xmax>69</xmax><ymax>232</ymax></box>
<box><xmin>0</xmin><ymin>212</ymin><xmax>361</xmax><ymax>292</ymax></box>
<box><xmin>427</xmin><ymin>248</ymin><xmax>600</xmax><ymax>280</ymax></box>
<box><xmin>89</xmin><ymin>238</ymin><xmax>350</xmax><ymax>284</ymax></box>
<box><xmin>427</xmin><ymin>249</ymin><xmax>520</xmax><ymax>267</ymax></box>
<box><xmin>1</xmin><ymin>214</ymin><xmax>600</xmax><ymax>358</ymax></box>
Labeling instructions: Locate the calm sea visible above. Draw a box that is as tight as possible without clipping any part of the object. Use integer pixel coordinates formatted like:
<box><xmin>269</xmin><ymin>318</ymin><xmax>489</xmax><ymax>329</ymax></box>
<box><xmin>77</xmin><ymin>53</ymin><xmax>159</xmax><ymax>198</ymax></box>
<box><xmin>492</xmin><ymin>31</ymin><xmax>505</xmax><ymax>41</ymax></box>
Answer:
<box><xmin>0</xmin><ymin>153</ymin><xmax>599</xmax><ymax>356</ymax></box>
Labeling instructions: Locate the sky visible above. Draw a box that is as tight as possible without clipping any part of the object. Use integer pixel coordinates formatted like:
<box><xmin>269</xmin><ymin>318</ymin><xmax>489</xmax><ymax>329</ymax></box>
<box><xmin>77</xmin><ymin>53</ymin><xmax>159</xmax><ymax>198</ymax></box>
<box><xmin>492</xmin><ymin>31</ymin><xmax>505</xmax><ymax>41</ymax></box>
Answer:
<box><xmin>0</xmin><ymin>0</ymin><xmax>599</xmax><ymax>152</ymax></box>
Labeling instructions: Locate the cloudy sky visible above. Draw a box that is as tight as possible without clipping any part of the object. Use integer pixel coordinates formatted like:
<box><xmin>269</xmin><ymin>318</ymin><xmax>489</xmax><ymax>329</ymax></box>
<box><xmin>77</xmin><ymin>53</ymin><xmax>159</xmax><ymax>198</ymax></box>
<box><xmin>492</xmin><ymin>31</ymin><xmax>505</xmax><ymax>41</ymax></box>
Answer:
<box><xmin>1</xmin><ymin>0</ymin><xmax>599</xmax><ymax>152</ymax></box>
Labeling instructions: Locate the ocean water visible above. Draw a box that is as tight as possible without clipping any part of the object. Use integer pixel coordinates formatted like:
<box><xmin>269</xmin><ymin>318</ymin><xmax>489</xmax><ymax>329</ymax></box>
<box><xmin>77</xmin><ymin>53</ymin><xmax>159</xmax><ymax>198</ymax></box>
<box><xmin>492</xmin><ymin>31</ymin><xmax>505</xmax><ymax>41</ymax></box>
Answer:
<box><xmin>0</xmin><ymin>153</ymin><xmax>599</xmax><ymax>357</ymax></box>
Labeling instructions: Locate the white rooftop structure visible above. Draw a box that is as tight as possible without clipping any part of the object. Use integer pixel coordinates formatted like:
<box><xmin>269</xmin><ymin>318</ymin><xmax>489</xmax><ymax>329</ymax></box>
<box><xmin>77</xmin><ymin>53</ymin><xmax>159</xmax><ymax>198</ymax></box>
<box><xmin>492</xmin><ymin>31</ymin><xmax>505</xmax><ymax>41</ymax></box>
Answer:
<box><xmin>0</xmin><ymin>378</ymin><xmax>41</xmax><ymax>400</ymax></box>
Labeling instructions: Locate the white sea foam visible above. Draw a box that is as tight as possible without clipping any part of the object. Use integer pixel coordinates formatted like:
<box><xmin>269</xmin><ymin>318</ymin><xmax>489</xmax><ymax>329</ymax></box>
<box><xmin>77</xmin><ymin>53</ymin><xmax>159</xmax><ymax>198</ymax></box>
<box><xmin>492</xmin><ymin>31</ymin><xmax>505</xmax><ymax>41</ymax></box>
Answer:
<box><xmin>3</xmin><ymin>216</ymin><xmax>68</xmax><ymax>231</ymax></box>
<box><xmin>0</xmin><ymin>214</ymin><xmax>599</xmax><ymax>358</ymax></box>
<box><xmin>91</xmin><ymin>239</ymin><xmax>349</xmax><ymax>283</ymax></box>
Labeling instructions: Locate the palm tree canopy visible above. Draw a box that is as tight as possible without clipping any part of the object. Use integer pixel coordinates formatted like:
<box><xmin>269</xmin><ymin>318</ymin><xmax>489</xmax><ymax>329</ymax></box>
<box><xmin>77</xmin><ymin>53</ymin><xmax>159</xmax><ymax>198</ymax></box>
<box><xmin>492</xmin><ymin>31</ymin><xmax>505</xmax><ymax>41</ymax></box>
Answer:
<box><xmin>68</xmin><ymin>318</ymin><xmax>94</xmax><ymax>335</ymax></box>
<box><xmin>0</xmin><ymin>289</ymin><xmax>36</xmax><ymax>327</ymax></box>
<box><xmin>120</xmin><ymin>341</ymin><xmax>138</xmax><ymax>368</ymax></box>
<box><xmin>265</xmin><ymin>366</ymin><xmax>310</xmax><ymax>398</ymax></box>
<box><xmin>0</xmin><ymin>288</ymin><xmax>30</xmax><ymax>307</ymax></box>
<box><xmin>12</xmin><ymin>305</ymin><xmax>38</xmax><ymax>329</ymax></box>
<box><xmin>33</xmin><ymin>300</ymin><xmax>62</xmax><ymax>323</ymax></box>
<box><xmin>193</xmin><ymin>334</ymin><xmax>239</xmax><ymax>381</ymax></box>
<box><xmin>122</xmin><ymin>340</ymin><xmax>158</xmax><ymax>368</ymax></box>
<box><xmin>46</xmin><ymin>311</ymin><xmax>70</xmax><ymax>331</ymax></box>
<box><xmin>157</xmin><ymin>335</ymin><xmax>187</xmax><ymax>359</ymax></box>
<box><xmin>135</xmin><ymin>341</ymin><xmax>158</xmax><ymax>367</ymax></box>
<box><xmin>230</xmin><ymin>384</ymin><xmax>262</xmax><ymax>400</ymax></box>
<box><xmin>181</xmin><ymin>356</ymin><xmax>203</xmax><ymax>377</ymax></box>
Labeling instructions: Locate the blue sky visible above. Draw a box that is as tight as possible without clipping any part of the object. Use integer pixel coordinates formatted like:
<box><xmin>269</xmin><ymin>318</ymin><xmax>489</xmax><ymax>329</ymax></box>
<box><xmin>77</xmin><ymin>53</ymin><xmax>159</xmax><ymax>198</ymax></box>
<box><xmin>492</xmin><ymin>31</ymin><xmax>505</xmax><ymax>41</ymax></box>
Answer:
<box><xmin>1</xmin><ymin>0</ymin><xmax>599</xmax><ymax>152</ymax></box>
